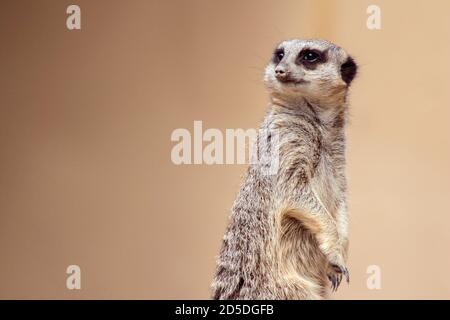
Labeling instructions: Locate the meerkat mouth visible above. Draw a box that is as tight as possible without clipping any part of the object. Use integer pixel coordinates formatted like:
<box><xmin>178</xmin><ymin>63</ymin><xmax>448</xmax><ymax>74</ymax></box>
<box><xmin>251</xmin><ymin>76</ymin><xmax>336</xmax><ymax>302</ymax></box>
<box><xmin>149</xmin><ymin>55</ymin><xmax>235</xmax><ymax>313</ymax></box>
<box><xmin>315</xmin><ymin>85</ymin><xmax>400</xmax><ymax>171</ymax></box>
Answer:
<box><xmin>278</xmin><ymin>78</ymin><xmax>308</xmax><ymax>85</ymax></box>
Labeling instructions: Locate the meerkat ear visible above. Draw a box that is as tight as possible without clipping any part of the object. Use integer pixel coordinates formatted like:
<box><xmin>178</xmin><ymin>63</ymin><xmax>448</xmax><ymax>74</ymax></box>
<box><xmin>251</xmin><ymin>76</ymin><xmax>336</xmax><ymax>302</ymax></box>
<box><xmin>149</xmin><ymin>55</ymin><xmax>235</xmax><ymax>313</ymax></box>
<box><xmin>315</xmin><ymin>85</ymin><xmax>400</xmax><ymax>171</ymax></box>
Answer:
<box><xmin>340</xmin><ymin>56</ymin><xmax>357</xmax><ymax>85</ymax></box>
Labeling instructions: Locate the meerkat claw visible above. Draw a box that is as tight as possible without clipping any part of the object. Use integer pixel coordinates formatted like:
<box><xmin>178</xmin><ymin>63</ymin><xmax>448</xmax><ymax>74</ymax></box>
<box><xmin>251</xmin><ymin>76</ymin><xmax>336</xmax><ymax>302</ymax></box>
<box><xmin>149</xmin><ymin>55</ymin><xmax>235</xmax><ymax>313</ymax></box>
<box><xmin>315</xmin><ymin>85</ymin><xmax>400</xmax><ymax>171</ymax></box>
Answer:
<box><xmin>340</xmin><ymin>266</ymin><xmax>350</xmax><ymax>284</ymax></box>
<box><xmin>328</xmin><ymin>272</ymin><xmax>341</xmax><ymax>292</ymax></box>
<box><xmin>328</xmin><ymin>263</ymin><xmax>349</xmax><ymax>291</ymax></box>
<box><xmin>344</xmin><ymin>268</ymin><xmax>350</xmax><ymax>284</ymax></box>
<box><xmin>328</xmin><ymin>275</ymin><xmax>336</xmax><ymax>291</ymax></box>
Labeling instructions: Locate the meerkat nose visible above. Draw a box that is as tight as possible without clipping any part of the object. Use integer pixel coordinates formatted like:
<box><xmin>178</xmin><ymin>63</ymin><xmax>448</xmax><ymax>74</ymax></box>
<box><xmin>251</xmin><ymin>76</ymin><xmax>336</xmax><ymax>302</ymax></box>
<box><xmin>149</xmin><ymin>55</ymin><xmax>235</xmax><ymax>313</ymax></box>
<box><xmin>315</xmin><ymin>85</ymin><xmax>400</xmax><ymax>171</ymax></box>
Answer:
<box><xmin>275</xmin><ymin>67</ymin><xmax>287</xmax><ymax>80</ymax></box>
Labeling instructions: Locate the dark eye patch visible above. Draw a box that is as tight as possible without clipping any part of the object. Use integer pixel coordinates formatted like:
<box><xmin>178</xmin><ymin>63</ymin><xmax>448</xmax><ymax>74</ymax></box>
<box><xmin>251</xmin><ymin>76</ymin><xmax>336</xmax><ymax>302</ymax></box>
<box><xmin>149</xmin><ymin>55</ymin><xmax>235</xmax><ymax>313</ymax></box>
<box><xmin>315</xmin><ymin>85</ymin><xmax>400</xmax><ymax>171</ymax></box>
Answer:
<box><xmin>296</xmin><ymin>49</ymin><xmax>327</xmax><ymax>70</ymax></box>
<box><xmin>272</xmin><ymin>48</ymin><xmax>284</xmax><ymax>64</ymax></box>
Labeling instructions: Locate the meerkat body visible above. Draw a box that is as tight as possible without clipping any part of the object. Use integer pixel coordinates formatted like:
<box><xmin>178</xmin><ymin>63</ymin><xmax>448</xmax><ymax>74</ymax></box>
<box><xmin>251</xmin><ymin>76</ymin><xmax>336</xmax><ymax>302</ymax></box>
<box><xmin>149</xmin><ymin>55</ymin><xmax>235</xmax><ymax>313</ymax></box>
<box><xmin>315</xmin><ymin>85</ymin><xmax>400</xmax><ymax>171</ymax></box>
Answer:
<box><xmin>211</xmin><ymin>39</ymin><xmax>357</xmax><ymax>300</ymax></box>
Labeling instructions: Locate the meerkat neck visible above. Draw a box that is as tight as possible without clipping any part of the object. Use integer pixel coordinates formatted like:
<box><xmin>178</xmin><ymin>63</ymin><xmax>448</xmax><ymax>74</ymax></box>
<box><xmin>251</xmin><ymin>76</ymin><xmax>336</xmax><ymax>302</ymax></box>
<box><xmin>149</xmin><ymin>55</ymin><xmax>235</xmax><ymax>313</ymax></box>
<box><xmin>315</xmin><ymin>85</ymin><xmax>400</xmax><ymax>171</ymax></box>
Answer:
<box><xmin>270</xmin><ymin>95</ymin><xmax>347</xmax><ymax>129</ymax></box>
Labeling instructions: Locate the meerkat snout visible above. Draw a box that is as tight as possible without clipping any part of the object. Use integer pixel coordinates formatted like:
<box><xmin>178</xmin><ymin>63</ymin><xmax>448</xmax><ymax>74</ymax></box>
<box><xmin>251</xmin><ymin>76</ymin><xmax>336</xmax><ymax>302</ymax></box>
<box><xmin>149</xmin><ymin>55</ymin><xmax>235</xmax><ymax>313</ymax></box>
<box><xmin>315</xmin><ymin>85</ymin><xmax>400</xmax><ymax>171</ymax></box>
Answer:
<box><xmin>274</xmin><ymin>66</ymin><xmax>290</xmax><ymax>82</ymax></box>
<box><xmin>274</xmin><ymin>64</ymin><xmax>306</xmax><ymax>84</ymax></box>
<box><xmin>274</xmin><ymin>67</ymin><xmax>286</xmax><ymax>77</ymax></box>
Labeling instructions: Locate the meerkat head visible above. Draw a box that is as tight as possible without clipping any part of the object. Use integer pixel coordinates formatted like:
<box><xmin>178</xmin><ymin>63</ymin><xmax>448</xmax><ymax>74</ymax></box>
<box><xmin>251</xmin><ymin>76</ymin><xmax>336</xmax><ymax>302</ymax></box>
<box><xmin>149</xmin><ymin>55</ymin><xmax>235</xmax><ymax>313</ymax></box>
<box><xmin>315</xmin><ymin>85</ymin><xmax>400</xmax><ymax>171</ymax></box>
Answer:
<box><xmin>264</xmin><ymin>39</ymin><xmax>357</xmax><ymax>107</ymax></box>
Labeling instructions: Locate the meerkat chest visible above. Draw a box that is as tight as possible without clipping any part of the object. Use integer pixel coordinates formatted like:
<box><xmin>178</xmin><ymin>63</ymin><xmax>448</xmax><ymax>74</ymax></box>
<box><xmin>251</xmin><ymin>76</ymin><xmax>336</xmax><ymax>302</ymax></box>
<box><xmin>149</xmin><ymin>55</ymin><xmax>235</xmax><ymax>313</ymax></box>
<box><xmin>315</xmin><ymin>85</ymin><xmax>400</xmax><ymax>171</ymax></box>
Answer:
<box><xmin>310</xmin><ymin>139</ymin><xmax>346</xmax><ymax>213</ymax></box>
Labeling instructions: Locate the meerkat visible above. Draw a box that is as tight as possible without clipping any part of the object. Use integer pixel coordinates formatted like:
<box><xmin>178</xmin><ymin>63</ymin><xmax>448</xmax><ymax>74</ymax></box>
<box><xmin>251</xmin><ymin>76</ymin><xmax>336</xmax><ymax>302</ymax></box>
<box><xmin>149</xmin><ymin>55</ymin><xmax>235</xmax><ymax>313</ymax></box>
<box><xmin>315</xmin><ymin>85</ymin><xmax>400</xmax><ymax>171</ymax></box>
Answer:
<box><xmin>211</xmin><ymin>39</ymin><xmax>357</xmax><ymax>300</ymax></box>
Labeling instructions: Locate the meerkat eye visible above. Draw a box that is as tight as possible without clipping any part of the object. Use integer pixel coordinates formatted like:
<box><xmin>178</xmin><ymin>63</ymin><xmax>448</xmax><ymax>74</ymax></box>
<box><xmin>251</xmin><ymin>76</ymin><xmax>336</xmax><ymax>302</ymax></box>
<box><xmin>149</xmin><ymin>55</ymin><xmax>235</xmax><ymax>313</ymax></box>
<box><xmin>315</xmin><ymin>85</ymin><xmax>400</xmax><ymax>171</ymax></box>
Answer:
<box><xmin>301</xmin><ymin>50</ymin><xmax>320</xmax><ymax>62</ymax></box>
<box><xmin>273</xmin><ymin>49</ymin><xmax>284</xmax><ymax>63</ymax></box>
<box><xmin>277</xmin><ymin>51</ymin><xmax>284</xmax><ymax>60</ymax></box>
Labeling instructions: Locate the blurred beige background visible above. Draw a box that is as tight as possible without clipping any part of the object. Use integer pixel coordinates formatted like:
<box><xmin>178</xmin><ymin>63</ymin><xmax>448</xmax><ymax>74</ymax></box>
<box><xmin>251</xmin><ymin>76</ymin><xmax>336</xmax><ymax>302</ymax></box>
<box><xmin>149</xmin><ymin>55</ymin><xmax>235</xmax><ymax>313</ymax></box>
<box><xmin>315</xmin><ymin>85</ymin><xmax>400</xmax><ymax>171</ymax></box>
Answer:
<box><xmin>1</xmin><ymin>0</ymin><xmax>449</xmax><ymax>299</ymax></box>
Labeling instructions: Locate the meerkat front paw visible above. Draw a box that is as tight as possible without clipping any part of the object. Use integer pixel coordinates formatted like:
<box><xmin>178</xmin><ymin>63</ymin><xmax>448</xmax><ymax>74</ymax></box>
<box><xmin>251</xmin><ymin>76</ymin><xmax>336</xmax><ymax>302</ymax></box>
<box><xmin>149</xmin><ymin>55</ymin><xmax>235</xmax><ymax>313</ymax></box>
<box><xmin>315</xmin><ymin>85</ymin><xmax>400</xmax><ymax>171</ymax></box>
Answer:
<box><xmin>327</xmin><ymin>262</ymin><xmax>349</xmax><ymax>292</ymax></box>
<box><xmin>318</xmin><ymin>243</ymin><xmax>349</xmax><ymax>286</ymax></box>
